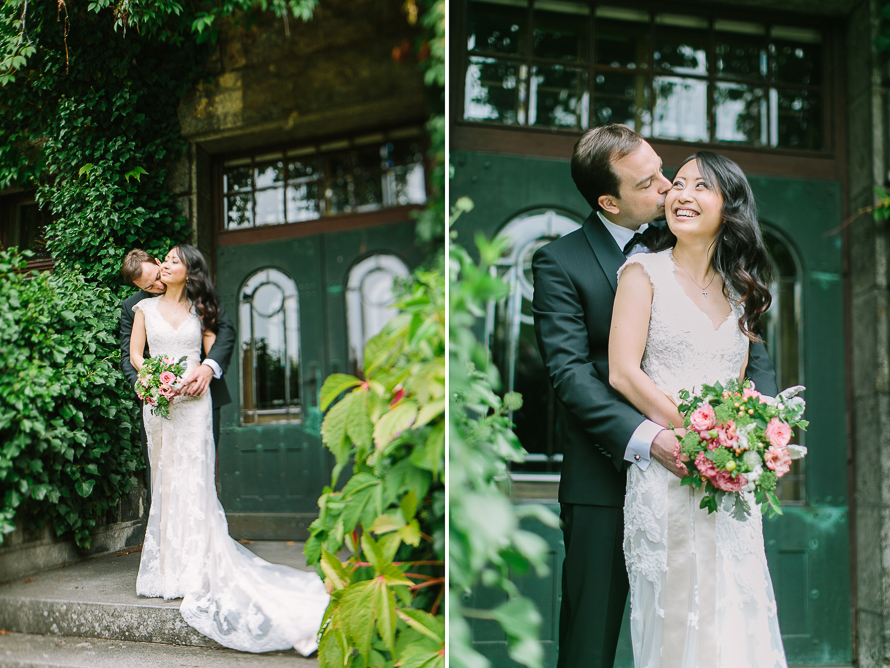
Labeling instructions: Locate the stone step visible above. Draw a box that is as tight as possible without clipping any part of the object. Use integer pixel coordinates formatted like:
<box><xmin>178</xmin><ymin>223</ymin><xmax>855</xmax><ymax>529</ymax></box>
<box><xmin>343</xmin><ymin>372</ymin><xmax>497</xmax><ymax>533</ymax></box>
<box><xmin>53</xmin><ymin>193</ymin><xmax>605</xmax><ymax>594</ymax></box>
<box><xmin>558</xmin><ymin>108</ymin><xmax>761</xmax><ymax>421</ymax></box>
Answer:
<box><xmin>0</xmin><ymin>541</ymin><xmax>318</xmax><ymax>655</ymax></box>
<box><xmin>0</xmin><ymin>632</ymin><xmax>316</xmax><ymax>667</ymax></box>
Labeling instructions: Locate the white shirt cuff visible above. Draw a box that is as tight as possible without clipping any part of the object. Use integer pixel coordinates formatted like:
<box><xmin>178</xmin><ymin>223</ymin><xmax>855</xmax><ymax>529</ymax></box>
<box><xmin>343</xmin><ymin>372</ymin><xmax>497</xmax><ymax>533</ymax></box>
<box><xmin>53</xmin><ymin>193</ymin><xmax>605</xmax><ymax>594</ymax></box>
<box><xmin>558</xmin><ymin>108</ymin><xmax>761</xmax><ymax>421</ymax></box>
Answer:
<box><xmin>202</xmin><ymin>358</ymin><xmax>223</xmax><ymax>379</ymax></box>
<box><xmin>624</xmin><ymin>420</ymin><xmax>663</xmax><ymax>471</ymax></box>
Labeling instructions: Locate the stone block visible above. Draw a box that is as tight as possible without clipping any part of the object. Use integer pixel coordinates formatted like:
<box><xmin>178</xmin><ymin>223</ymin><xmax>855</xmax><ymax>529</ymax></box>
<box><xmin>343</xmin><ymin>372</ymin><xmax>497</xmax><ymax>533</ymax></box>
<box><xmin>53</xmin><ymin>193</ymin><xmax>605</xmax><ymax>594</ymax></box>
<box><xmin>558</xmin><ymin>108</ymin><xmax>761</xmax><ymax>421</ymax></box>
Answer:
<box><xmin>858</xmin><ymin>504</ymin><xmax>883</xmax><ymax>613</ymax></box>
<box><xmin>163</xmin><ymin>153</ymin><xmax>191</xmax><ymax>196</ymax></box>
<box><xmin>858</xmin><ymin>609</ymin><xmax>884</xmax><ymax>668</ymax></box>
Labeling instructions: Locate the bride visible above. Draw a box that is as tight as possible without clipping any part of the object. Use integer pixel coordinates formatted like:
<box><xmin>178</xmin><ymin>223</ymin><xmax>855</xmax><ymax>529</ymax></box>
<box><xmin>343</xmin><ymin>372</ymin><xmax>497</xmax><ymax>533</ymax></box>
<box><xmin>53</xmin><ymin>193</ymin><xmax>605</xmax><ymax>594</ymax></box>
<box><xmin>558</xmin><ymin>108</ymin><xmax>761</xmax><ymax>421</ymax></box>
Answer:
<box><xmin>128</xmin><ymin>244</ymin><xmax>329</xmax><ymax>654</ymax></box>
<box><xmin>609</xmin><ymin>152</ymin><xmax>787</xmax><ymax>667</ymax></box>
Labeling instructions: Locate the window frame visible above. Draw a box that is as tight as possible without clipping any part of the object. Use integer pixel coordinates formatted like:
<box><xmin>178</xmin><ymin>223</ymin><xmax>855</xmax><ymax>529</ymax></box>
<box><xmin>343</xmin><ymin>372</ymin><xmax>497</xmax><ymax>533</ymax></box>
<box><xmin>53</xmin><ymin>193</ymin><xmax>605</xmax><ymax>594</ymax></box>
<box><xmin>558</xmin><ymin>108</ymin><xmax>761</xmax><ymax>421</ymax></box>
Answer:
<box><xmin>0</xmin><ymin>191</ymin><xmax>54</xmax><ymax>273</ymax></box>
<box><xmin>452</xmin><ymin>0</ymin><xmax>847</xmax><ymax>181</ymax></box>
<box><xmin>212</xmin><ymin>124</ymin><xmax>431</xmax><ymax>248</ymax></box>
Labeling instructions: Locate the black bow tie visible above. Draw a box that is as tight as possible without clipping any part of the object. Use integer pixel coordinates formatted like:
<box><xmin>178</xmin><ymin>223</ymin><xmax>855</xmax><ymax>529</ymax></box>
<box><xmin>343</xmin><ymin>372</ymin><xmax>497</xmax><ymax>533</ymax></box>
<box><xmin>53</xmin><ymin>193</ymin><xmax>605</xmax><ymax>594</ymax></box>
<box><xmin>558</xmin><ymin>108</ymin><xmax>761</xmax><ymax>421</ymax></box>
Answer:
<box><xmin>623</xmin><ymin>230</ymin><xmax>647</xmax><ymax>255</ymax></box>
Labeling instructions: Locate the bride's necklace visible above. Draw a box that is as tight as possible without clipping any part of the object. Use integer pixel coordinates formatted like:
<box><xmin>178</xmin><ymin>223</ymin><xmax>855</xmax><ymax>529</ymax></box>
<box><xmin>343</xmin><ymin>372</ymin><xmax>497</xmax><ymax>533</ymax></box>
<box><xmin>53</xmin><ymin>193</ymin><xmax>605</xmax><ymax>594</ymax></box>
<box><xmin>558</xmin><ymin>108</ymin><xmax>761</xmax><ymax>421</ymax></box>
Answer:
<box><xmin>162</xmin><ymin>295</ymin><xmax>187</xmax><ymax>315</ymax></box>
<box><xmin>673</xmin><ymin>255</ymin><xmax>716</xmax><ymax>297</ymax></box>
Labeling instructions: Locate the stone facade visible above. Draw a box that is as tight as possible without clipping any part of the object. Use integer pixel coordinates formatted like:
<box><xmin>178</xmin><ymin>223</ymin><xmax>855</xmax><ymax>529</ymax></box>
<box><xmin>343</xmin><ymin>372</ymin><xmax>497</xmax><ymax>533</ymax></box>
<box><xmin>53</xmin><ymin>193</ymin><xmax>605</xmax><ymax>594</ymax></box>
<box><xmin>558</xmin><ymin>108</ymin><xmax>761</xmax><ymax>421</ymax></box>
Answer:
<box><xmin>172</xmin><ymin>0</ymin><xmax>428</xmax><ymax>259</ymax></box>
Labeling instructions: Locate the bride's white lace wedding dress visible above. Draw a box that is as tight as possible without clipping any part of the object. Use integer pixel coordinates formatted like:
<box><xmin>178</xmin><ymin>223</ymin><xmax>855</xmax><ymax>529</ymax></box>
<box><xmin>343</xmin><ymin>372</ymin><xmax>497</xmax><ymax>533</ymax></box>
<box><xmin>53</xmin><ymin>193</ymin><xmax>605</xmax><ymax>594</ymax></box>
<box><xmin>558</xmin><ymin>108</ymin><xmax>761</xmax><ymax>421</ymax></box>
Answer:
<box><xmin>133</xmin><ymin>297</ymin><xmax>329</xmax><ymax>655</ymax></box>
<box><xmin>618</xmin><ymin>250</ymin><xmax>787</xmax><ymax>668</ymax></box>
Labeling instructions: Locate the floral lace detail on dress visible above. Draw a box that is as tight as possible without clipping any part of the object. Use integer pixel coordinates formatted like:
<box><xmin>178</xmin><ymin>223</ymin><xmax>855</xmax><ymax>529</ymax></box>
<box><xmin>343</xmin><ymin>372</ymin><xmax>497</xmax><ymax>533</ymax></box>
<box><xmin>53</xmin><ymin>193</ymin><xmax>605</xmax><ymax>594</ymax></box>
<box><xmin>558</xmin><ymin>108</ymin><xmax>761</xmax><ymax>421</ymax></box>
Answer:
<box><xmin>133</xmin><ymin>297</ymin><xmax>329</xmax><ymax>655</ymax></box>
<box><xmin>619</xmin><ymin>251</ymin><xmax>787</xmax><ymax>668</ymax></box>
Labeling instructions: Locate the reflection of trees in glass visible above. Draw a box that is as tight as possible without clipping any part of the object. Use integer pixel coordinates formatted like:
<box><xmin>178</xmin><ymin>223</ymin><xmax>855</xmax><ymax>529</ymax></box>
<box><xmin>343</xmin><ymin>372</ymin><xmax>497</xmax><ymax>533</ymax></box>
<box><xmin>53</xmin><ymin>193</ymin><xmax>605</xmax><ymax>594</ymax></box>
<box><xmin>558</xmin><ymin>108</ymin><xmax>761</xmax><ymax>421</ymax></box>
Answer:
<box><xmin>462</xmin><ymin>3</ymin><xmax>826</xmax><ymax>150</ymax></box>
<box><xmin>221</xmin><ymin>136</ymin><xmax>427</xmax><ymax>230</ymax></box>
<box><xmin>251</xmin><ymin>338</ymin><xmax>300</xmax><ymax>409</ymax></box>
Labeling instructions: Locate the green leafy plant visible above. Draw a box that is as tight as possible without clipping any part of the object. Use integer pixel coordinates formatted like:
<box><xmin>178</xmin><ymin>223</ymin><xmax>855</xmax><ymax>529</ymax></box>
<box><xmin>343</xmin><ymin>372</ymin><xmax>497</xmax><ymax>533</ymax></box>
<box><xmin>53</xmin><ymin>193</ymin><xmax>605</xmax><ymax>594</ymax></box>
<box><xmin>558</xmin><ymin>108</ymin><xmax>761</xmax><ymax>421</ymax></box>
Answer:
<box><xmin>305</xmin><ymin>263</ymin><xmax>445</xmax><ymax>668</ymax></box>
<box><xmin>0</xmin><ymin>249</ymin><xmax>139</xmax><ymax>547</ymax></box>
<box><xmin>448</xmin><ymin>198</ymin><xmax>560</xmax><ymax>668</ymax></box>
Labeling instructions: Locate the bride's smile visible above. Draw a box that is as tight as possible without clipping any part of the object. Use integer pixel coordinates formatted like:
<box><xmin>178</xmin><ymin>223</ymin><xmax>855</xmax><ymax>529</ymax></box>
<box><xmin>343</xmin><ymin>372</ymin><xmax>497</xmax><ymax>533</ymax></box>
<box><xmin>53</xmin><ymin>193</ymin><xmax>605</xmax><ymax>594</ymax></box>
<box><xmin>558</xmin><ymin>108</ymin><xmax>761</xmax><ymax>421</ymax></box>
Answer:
<box><xmin>666</xmin><ymin>160</ymin><xmax>725</xmax><ymax>243</ymax></box>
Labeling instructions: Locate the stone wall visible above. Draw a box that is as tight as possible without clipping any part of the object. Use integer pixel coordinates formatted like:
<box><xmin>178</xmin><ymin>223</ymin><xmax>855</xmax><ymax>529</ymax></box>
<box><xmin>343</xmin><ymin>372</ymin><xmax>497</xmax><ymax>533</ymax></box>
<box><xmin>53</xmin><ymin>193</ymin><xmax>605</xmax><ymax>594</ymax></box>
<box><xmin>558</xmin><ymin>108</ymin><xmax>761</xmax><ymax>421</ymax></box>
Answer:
<box><xmin>847</xmin><ymin>1</ymin><xmax>890</xmax><ymax>666</ymax></box>
<box><xmin>0</xmin><ymin>484</ymin><xmax>147</xmax><ymax>582</ymax></box>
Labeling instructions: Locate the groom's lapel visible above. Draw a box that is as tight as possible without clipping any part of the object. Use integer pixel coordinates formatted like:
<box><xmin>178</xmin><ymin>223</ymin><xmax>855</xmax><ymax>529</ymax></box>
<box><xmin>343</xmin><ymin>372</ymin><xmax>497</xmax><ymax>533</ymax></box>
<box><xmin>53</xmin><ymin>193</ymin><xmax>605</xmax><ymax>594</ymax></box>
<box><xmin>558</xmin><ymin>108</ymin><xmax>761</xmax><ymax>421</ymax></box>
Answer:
<box><xmin>582</xmin><ymin>213</ymin><xmax>626</xmax><ymax>294</ymax></box>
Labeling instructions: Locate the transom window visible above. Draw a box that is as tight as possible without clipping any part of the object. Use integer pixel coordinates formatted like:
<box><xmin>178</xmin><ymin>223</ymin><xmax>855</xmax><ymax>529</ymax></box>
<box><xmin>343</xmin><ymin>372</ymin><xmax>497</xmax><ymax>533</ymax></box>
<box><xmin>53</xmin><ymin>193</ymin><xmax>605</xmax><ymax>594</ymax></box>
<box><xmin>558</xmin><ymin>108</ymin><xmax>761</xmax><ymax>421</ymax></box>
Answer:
<box><xmin>463</xmin><ymin>1</ymin><xmax>825</xmax><ymax>150</ymax></box>
<box><xmin>222</xmin><ymin>129</ymin><xmax>427</xmax><ymax>231</ymax></box>
<box><xmin>239</xmin><ymin>269</ymin><xmax>301</xmax><ymax>425</ymax></box>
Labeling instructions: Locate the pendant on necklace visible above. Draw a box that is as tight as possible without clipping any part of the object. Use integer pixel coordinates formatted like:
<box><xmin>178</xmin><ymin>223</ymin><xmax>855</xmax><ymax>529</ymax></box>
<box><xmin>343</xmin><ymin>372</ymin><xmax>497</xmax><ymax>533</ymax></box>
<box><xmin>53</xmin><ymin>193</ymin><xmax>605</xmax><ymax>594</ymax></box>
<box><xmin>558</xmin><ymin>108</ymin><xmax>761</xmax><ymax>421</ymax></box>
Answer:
<box><xmin>702</xmin><ymin>290</ymin><xmax>708</xmax><ymax>297</ymax></box>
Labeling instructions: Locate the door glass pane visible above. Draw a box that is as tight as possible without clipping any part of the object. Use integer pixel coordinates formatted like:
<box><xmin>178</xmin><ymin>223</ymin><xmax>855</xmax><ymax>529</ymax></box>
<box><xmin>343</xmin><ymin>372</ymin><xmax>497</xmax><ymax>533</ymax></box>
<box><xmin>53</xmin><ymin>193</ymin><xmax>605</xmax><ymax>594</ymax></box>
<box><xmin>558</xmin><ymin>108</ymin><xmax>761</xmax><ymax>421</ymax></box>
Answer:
<box><xmin>464</xmin><ymin>56</ymin><xmax>524</xmax><ymax>124</ymax></box>
<box><xmin>770</xmin><ymin>88</ymin><xmax>822</xmax><ymax>150</ymax></box>
<box><xmin>761</xmin><ymin>231</ymin><xmax>804</xmax><ymax>503</ymax></box>
<box><xmin>594</xmin><ymin>7</ymin><xmax>650</xmax><ymax>69</ymax></box>
<box><xmin>771</xmin><ymin>26</ymin><xmax>822</xmax><ymax>85</ymax></box>
<box><xmin>715</xmin><ymin>82</ymin><xmax>767</xmax><ymax>145</ymax></box>
<box><xmin>715</xmin><ymin>21</ymin><xmax>767</xmax><ymax>80</ymax></box>
<box><xmin>226</xmin><ymin>194</ymin><xmax>253</xmax><ymax>229</ymax></box>
<box><xmin>467</xmin><ymin>0</ymin><xmax>527</xmax><ymax>55</ymax></box>
<box><xmin>487</xmin><ymin>211</ymin><xmax>582</xmax><ymax>492</ymax></box>
<box><xmin>532</xmin><ymin>3</ymin><xmax>590</xmax><ymax>62</ymax></box>
<box><xmin>653</xmin><ymin>76</ymin><xmax>708</xmax><ymax>141</ymax></box>
<box><xmin>346</xmin><ymin>254</ymin><xmax>411</xmax><ymax>375</ymax></box>
<box><xmin>593</xmin><ymin>71</ymin><xmax>651</xmax><ymax>133</ymax></box>
<box><xmin>240</xmin><ymin>269</ymin><xmax>301</xmax><ymax>425</ymax></box>
<box><xmin>529</xmin><ymin>65</ymin><xmax>588</xmax><ymax>129</ymax></box>
<box><xmin>654</xmin><ymin>14</ymin><xmax>709</xmax><ymax>75</ymax></box>
<box><xmin>255</xmin><ymin>188</ymin><xmax>285</xmax><ymax>226</ymax></box>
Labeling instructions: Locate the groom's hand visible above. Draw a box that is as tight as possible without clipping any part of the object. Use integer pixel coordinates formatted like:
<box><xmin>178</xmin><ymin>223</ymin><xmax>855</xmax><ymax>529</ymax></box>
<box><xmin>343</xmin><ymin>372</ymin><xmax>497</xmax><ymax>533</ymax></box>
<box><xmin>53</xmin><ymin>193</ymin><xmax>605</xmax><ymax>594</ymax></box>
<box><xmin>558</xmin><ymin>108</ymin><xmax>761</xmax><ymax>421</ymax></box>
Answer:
<box><xmin>181</xmin><ymin>365</ymin><xmax>213</xmax><ymax>397</ymax></box>
<box><xmin>650</xmin><ymin>429</ymin><xmax>687</xmax><ymax>478</ymax></box>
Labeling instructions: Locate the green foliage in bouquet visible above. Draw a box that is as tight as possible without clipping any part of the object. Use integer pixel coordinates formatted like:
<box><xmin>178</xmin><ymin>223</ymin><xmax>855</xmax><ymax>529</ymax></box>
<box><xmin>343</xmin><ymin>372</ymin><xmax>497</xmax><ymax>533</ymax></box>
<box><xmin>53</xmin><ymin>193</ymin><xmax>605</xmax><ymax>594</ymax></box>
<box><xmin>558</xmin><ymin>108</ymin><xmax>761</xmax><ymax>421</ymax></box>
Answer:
<box><xmin>0</xmin><ymin>249</ymin><xmax>139</xmax><ymax>548</ymax></box>
<box><xmin>305</xmin><ymin>263</ymin><xmax>445</xmax><ymax>668</ymax></box>
<box><xmin>676</xmin><ymin>379</ymin><xmax>808</xmax><ymax>518</ymax></box>
<box><xmin>449</xmin><ymin>198</ymin><xmax>560</xmax><ymax>668</ymax></box>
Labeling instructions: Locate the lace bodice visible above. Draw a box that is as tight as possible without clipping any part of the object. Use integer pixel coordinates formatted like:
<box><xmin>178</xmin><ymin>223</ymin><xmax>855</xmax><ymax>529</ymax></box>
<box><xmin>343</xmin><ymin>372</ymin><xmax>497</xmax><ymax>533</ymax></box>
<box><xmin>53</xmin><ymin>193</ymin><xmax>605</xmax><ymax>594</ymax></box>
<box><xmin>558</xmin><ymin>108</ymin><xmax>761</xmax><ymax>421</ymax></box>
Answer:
<box><xmin>134</xmin><ymin>297</ymin><xmax>202</xmax><ymax>369</ymax></box>
<box><xmin>617</xmin><ymin>249</ymin><xmax>749</xmax><ymax>399</ymax></box>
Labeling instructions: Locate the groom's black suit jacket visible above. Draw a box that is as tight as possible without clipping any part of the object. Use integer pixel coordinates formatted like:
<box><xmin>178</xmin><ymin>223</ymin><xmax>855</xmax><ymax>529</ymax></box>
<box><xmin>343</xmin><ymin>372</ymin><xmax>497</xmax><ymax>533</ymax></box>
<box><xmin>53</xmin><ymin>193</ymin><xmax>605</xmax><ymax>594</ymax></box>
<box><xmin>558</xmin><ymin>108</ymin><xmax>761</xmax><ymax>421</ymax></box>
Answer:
<box><xmin>532</xmin><ymin>213</ymin><xmax>779</xmax><ymax>508</ymax></box>
<box><xmin>119</xmin><ymin>291</ymin><xmax>236</xmax><ymax>407</ymax></box>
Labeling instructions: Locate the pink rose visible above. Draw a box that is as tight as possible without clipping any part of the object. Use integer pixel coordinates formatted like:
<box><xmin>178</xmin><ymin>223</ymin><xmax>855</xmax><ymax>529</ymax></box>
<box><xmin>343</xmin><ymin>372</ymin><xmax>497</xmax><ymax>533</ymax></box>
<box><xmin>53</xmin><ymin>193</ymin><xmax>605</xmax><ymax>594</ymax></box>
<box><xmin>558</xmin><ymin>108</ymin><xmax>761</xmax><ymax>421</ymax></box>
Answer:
<box><xmin>159</xmin><ymin>385</ymin><xmax>176</xmax><ymax>399</ymax></box>
<box><xmin>764</xmin><ymin>446</ymin><xmax>792</xmax><ymax>477</ymax></box>
<box><xmin>695</xmin><ymin>452</ymin><xmax>718</xmax><ymax>481</ymax></box>
<box><xmin>164</xmin><ymin>357</ymin><xmax>174</xmax><ymax>365</ymax></box>
<box><xmin>765</xmin><ymin>418</ymin><xmax>792</xmax><ymax>448</ymax></box>
<box><xmin>742</xmin><ymin>386</ymin><xmax>762</xmax><ymax>401</ymax></box>
<box><xmin>673</xmin><ymin>440</ymin><xmax>689</xmax><ymax>476</ymax></box>
<box><xmin>713</xmin><ymin>471</ymin><xmax>747</xmax><ymax>493</ymax></box>
<box><xmin>690</xmin><ymin>404</ymin><xmax>717</xmax><ymax>431</ymax></box>
<box><xmin>718</xmin><ymin>421</ymin><xmax>739</xmax><ymax>448</ymax></box>
<box><xmin>159</xmin><ymin>371</ymin><xmax>177</xmax><ymax>385</ymax></box>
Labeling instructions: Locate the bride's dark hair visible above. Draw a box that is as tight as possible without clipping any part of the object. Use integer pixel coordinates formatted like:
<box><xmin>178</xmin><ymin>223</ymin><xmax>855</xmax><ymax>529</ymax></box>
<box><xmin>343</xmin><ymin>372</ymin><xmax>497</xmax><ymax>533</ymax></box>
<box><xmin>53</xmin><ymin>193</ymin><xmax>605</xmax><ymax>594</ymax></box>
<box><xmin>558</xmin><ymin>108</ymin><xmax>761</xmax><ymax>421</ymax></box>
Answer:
<box><xmin>172</xmin><ymin>244</ymin><xmax>221</xmax><ymax>334</ymax></box>
<box><xmin>646</xmin><ymin>151</ymin><xmax>773</xmax><ymax>340</ymax></box>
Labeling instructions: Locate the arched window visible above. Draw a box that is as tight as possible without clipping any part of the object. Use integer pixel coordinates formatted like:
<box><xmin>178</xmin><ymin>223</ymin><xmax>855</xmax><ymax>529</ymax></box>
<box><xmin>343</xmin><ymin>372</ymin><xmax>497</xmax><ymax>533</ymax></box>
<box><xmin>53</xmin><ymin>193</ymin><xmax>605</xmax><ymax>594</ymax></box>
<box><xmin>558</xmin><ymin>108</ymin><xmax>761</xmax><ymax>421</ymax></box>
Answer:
<box><xmin>761</xmin><ymin>228</ymin><xmax>805</xmax><ymax>503</ymax></box>
<box><xmin>485</xmin><ymin>210</ymin><xmax>582</xmax><ymax>484</ymax></box>
<box><xmin>239</xmin><ymin>269</ymin><xmax>301</xmax><ymax>424</ymax></box>
<box><xmin>346</xmin><ymin>254</ymin><xmax>411</xmax><ymax>374</ymax></box>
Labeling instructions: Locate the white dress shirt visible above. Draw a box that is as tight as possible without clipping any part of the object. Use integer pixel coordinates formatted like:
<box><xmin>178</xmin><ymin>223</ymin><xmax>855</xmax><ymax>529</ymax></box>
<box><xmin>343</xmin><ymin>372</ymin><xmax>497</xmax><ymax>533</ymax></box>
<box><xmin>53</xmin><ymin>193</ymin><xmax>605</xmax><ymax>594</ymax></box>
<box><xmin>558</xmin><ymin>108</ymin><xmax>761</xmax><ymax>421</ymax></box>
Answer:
<box><xmin>596</xmin><ymin>210</ymin><xmax>661</xmax><ymax>471</ymax></box>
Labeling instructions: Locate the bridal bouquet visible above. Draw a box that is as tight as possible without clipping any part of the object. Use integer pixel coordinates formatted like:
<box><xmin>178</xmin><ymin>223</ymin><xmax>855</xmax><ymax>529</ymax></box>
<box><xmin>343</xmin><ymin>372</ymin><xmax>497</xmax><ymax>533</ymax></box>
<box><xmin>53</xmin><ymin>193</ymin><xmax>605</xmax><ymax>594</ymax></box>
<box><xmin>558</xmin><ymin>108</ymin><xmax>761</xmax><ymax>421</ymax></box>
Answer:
<box><xmin>673</xmin><ymin>379</ymin><xmax>808</xmax><ymax>518</ymax></box>
<box><xmin>135</xmin><ymin>355</ymin><xmax>188</xmax><ymax>420</ymax></box>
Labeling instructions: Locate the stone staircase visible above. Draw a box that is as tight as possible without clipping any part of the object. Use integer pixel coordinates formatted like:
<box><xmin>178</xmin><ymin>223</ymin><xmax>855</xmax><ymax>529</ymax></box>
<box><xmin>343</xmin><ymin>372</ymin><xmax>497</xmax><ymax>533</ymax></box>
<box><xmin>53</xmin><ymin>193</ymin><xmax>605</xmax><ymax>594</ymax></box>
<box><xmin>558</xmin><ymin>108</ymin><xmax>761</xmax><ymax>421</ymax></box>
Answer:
<box><xmin>0</xmin><ymin>541</ymin><xmax>319</xmax><ymax>667</ymax></box>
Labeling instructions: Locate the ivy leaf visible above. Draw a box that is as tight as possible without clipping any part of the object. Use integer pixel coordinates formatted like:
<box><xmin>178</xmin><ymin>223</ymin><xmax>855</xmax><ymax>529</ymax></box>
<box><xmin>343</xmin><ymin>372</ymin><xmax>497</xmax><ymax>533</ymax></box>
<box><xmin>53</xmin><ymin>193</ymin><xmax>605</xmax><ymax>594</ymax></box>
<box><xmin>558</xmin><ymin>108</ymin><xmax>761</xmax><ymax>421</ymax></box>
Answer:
<box><xmin>75</xmin><ymin>479</ymin><xmax>95</xmax><ymax>497</ymax></box>
<box><xmin>319</xmin><ymin>374</ymin><xmax>363</xmax><ymax>411</ymax></box>
<box><xmin>319</xmin><ymin>550</ymin><xmax>351</xmax><ymax>591</ymax></box>
<box><xmin>373</xmin><ymin>401</ymin><xmax>418</xmax><ymax>448</ymax></box>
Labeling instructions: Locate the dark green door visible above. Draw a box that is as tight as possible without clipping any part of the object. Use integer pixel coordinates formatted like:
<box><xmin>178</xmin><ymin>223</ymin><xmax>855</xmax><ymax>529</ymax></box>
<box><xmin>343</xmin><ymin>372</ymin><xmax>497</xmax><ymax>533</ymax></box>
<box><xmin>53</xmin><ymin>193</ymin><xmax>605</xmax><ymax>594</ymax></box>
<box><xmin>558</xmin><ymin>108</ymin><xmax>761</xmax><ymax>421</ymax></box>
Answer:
<box><xmin>215</xmin><ymin>222</ymin><xmax>423</xmax><ymax>539</ymax></box>
<box><xmin>452</xmin><ymin>152</ymin><xmax>852</xmax><ymax>666</ymax></box>
<box><xmin>216</xmin><ymin>236</ymin><xmax>329</xmax><ymax>538</ymax></box>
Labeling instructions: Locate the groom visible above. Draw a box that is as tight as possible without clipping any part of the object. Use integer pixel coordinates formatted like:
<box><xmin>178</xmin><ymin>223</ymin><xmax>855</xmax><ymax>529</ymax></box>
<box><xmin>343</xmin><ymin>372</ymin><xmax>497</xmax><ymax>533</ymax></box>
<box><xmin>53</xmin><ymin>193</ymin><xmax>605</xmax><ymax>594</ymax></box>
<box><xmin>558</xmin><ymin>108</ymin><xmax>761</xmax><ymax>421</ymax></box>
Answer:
<box><xmin>119</xmin><ymin>248</ymin><xmax>236</xmax><ymax>495</ymax></box>
<box><xmin>532</xmin><ymin>124</ymin><xmax>779</xmax><ymax>668</ymax></box>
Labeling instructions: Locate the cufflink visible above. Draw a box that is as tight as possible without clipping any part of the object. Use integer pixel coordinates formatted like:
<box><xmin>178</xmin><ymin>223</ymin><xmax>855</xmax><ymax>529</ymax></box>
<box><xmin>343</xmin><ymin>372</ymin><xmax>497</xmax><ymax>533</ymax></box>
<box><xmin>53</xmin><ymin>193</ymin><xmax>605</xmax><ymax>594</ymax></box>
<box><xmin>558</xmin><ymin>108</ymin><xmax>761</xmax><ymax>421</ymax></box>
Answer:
<box><xmin>634</xmin><ymin>455</ymin><xmax>641</xmax><ymax>461</ymax></box>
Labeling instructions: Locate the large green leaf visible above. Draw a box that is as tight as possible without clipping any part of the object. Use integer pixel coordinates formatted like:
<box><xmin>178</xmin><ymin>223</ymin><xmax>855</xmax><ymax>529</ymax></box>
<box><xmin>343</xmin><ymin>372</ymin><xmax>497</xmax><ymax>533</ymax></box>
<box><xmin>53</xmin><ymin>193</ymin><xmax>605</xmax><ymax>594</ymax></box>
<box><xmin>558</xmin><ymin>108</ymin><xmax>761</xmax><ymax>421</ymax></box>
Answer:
<box><xmin>373</xmin><ymin>401</ymin><xmax>418</xmax><ymax>448</ymax></box>
<box><xmin>320</xmin><ymin>374</ymin><xmax>363</xmax><ymax>411</ymax></box>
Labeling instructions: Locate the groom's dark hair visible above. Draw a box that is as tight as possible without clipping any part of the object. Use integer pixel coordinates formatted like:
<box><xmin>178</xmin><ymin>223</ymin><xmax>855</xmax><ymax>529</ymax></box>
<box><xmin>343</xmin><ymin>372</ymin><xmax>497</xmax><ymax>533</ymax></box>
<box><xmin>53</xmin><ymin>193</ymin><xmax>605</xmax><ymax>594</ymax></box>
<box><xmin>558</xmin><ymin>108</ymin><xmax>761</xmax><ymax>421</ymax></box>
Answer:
<box><xmin>571</xmin><ymin>124</ymin><xmax>643</xmax><ymax>211</ymax></box>
<box><xmin>121</xmin><ymin>249</ymin><xmax>157</xmax><ymax>284</ymax></box>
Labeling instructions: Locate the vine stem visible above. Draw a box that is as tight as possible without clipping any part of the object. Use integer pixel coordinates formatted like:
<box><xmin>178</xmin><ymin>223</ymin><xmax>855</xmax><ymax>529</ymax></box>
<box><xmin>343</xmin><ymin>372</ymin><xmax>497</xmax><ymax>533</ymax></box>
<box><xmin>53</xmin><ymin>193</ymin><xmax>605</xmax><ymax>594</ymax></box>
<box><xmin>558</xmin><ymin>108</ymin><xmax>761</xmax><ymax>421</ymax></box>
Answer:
<box><xmin>822</xmin><ymin>204</ymin><xmax>879</xmax><ymax>238</ymax></box>
<box><xmin>408</xmin><ymin>577</ymin><xmax>443</xmax><ymax>591</ymax></box>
